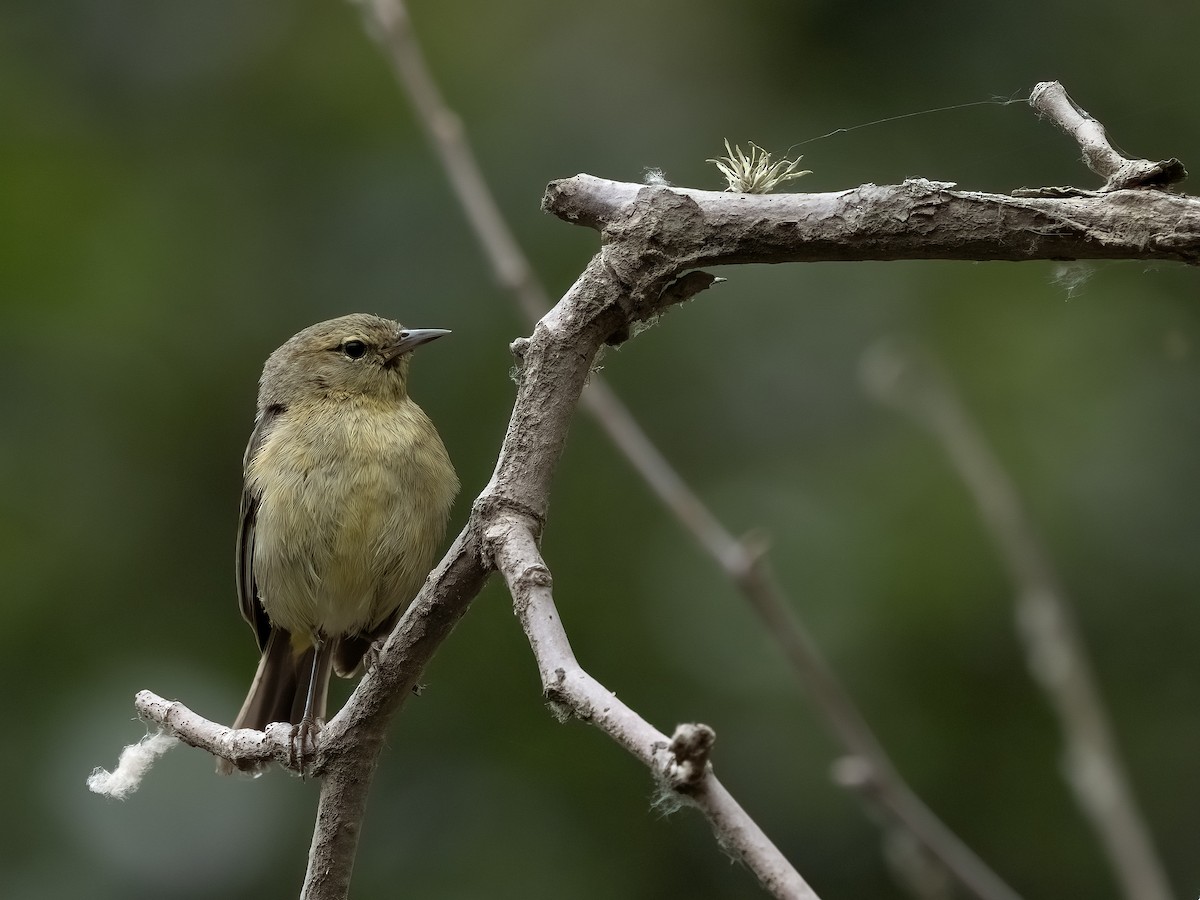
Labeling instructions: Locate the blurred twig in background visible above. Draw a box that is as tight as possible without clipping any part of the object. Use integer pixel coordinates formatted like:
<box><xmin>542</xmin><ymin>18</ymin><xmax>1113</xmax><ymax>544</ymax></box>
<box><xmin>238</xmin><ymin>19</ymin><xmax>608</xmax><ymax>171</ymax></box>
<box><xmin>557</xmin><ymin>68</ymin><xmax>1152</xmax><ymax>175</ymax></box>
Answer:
<box><xmin>862</xmin><ymin>337</ymin><xmax>1173</xmax><ymax>900</ymax></box>
<box><xmin>350</xmin><ymin>1</ymin><xmax>1026</xmax><ymax>898</ymax></box>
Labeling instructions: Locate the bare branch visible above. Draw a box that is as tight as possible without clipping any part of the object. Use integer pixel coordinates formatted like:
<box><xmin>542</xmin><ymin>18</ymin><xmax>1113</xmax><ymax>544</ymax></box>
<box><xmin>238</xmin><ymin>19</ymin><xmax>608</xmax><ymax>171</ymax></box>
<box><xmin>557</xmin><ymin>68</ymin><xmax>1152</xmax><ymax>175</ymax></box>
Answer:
<box><xmin>1029</xmin><ymin>81</ymin><xmax>1187</xmax><ymax>192</ymax></box>
<box><xmin>135</xmin><ymin>690</ymin><xmax>293</xmax><ymax>770</ymax></box>
<box><xmin>487</xmin><ymin>512</ymin><xmax>819</xmax><ymax>900</ymax></box>
<box><xmin>862</xmin><ymin>338</ymin><xmax>1174</xmax><ymax>900</ymax></box>
<box><xmin>544</xmin><ymin>175</ymin><xmax>1200</xmax><ymax>268</ymax></box>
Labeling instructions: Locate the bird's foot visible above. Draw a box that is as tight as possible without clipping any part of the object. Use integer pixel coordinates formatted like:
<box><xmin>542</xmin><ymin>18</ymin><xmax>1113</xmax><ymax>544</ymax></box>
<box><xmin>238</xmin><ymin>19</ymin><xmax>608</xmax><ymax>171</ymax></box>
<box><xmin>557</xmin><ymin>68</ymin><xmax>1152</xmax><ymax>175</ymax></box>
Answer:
<box><xmin>289</xmin><ymin>716</ymin><xmax>324</xmax><ymax>777</ymax></box>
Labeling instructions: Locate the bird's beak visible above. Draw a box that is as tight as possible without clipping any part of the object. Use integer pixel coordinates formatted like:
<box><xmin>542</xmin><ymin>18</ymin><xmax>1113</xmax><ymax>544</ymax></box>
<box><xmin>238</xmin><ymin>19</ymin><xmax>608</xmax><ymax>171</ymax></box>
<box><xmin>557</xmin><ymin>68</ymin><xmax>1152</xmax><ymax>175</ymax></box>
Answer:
<box><xmin>382</xmin><ymin>328</ymin><xmax>451</xmax><ymax>364</ymax></box>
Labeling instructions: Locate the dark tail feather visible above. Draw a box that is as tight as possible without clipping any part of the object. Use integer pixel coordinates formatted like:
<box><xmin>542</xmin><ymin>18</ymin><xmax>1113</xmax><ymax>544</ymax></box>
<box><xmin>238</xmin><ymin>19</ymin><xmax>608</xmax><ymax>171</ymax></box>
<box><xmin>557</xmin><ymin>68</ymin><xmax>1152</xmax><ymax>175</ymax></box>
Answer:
<box><xmin>217</xmin><ymin>629</ymin><xmax>334</xmax><ymax>774</ymax></box>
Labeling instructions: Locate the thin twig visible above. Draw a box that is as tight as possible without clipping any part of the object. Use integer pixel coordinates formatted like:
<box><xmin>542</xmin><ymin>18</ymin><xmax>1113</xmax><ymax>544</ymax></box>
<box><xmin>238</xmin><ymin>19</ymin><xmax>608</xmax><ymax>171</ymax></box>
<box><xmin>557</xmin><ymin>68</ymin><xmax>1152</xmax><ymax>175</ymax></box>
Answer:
<box><xmin>353</xmin><ymin>3</ymin><xmax>1030</xmax><ymax>898</ymax></box>
<box><xmin>487</xmin><ymin>513</ymin><xmax>819</xmax><ymax>900</ymax></box>
<box><xmin>861</xmin><ymin>338</ymin><xmax>1173</xmax><ymax>900</ymax></box>
<box><xmin>1029</xmin><ymin>81</ymin><xmax>1186</xmax><ymax>192</ymax></box>
<box><xmin>132</xmin><ymin>690</ymin><xmax>291</xmax><ymax>769</ymax></box>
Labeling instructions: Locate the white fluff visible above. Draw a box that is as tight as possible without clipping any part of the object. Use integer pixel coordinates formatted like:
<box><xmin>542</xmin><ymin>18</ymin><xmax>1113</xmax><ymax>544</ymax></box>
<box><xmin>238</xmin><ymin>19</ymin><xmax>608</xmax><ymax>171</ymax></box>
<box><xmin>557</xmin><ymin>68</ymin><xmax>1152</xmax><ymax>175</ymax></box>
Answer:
<box><xmin>87</xmin><ymin>731</ymin><xmax>179</xmax><ymax>799</ymax></box>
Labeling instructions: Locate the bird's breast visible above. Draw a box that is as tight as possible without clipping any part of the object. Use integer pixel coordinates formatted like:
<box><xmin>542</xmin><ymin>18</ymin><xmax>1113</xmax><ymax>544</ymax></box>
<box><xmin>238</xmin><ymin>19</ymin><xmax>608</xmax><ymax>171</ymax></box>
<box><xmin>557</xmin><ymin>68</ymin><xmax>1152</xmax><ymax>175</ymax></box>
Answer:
<box><xmin>247</xmin><ymin>397</ymin><xmax>458</xmax><ymax>638</ymax></box>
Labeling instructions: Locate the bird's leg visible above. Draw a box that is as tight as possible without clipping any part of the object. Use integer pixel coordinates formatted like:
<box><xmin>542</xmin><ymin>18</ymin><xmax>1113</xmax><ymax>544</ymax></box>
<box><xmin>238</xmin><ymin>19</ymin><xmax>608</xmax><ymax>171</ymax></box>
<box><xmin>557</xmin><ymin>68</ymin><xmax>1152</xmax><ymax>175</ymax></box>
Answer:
<box><xmin>291</xmin><ymin>636</ymin><xmax>326</xmax><ymax>775</ymax></box>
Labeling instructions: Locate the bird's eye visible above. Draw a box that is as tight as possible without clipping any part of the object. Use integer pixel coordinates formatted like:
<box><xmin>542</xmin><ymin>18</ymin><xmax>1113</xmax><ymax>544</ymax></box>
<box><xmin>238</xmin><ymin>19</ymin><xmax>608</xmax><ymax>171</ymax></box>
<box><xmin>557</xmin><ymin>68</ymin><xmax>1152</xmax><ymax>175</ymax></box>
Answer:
<box><xmin>342</xmin><ymin>340</ymin><xmax>367</xmax><ymax>359</ymax></box>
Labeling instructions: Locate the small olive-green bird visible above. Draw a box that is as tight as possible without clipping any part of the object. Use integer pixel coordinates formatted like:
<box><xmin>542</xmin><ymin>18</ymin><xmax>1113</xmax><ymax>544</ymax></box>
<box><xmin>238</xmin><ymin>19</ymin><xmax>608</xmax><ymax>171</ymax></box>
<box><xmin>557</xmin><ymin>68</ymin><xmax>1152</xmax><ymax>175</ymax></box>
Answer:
<box><xmin>220</xmin><ymin>313</ymin><xmax>458</xmax><ymax>774</ymax></box>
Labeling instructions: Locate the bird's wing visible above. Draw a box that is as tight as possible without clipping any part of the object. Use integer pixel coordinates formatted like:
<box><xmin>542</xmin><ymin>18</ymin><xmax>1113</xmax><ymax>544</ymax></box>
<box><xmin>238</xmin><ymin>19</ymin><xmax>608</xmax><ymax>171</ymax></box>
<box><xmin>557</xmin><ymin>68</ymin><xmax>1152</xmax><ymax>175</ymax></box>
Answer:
<box><xmin>236</xmin><ymin>404</ymin><xmax>283</xmax><ymax>651</ymax></box>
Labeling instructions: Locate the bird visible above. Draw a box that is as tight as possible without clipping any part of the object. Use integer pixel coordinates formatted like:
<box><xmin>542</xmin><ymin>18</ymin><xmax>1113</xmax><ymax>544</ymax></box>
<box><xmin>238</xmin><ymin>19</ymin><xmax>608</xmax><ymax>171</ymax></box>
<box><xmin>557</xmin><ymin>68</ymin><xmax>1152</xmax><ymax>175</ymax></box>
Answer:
<box><xmin>220</xmin><ymin>313</ymin><xmax>459</xmax><ymax>774</ymax></box>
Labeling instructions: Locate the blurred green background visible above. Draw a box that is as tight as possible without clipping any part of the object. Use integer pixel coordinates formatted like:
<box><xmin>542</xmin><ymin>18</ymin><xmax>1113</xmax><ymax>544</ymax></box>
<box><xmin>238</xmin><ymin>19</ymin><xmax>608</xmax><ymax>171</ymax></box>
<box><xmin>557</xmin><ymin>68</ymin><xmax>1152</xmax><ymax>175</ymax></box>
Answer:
<box><xmin>4</xmin><ymin>1</ymin><xmax>1199</xmax><ymax>898</ymax></box>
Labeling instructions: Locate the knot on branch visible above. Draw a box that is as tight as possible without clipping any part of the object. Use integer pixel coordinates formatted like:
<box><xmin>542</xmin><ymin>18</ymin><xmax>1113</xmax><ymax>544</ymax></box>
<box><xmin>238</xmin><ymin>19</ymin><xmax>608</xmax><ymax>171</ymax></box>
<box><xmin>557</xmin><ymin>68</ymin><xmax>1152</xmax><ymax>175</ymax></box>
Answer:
<box><xmin>722</xmin><ymin>530</ymin><xmax>771</xmax><ymax>588</ymax></box>
<box><xmin>474</xmin><ymin>495</ymin><xmax>544</xmax><ymax>564</ymax></box>
<box><xmin>515</xmin><ymin>561</ymin><xmax>552</xmax><ymax>591</ymax></box>
<box><xmin>898</xmin><ymin>178</ymin><xmax>956</xmax><ymax>217</ymax></box>
<box><xmin>666</xmin><ymin>722</ymin><xmax>716</xmax><ymax>788</ymax></box>
<box><xmin>601</xmin><ymin>186</ymin><xmax>707</xmax><ymax>311</ymax></box>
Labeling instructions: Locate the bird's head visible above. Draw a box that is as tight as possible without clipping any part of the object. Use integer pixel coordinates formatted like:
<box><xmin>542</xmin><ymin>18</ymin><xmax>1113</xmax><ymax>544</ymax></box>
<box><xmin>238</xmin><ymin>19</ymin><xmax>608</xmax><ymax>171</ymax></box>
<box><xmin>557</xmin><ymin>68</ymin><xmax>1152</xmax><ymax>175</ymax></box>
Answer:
<box><xmin>259</xmin><ymin>313</ymin><xmax>449</xmax><ymax>407</ymax></box>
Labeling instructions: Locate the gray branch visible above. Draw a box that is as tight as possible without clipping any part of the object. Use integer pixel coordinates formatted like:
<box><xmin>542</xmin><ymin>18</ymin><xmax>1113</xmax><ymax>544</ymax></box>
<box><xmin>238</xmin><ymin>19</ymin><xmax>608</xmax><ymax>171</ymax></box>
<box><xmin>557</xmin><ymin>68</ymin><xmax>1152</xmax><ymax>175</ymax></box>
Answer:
<box><xmin>1029</xmin><ymin>80</ymin><xmax>1187</xmax><ymax>192</ymax></box>
<box><xmin>544</xmin><ymin>175</ymin><xmax>1200</xmax><ymax>273</ymax></box>
<box><xmin>486</xmin><ymin>511</ymin><xmax>819</xmax><ymax>900</ymax></box>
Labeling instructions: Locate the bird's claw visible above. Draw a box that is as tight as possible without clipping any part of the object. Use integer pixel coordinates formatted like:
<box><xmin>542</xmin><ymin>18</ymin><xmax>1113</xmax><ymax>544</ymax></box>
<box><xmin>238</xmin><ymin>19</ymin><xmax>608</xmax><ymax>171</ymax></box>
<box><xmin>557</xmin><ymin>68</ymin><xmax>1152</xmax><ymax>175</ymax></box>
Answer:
<box><xmin>288</xmin><ymin>716</ymin><xmax>324</xmax><ymax>776</ymax></box>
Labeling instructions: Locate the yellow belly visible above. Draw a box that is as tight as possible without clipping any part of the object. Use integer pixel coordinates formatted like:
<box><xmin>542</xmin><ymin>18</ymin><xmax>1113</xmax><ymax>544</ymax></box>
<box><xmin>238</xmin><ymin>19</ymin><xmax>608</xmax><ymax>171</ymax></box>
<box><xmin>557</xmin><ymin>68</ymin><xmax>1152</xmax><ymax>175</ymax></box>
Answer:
<box><xmin>247</xmin><ymin>396</ymin><xmax>457</xmax><ymax>641</ymax></box>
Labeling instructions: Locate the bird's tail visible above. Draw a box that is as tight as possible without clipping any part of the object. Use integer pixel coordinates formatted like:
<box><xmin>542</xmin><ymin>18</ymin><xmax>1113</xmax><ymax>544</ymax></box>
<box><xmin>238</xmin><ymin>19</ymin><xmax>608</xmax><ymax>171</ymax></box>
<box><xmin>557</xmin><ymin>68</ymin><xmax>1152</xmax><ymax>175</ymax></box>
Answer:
<box><xmin>217</xmin><ymin>629</ymin><xmax>333</xmax><ymax>775</ymax></box>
